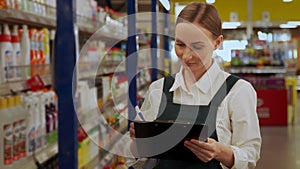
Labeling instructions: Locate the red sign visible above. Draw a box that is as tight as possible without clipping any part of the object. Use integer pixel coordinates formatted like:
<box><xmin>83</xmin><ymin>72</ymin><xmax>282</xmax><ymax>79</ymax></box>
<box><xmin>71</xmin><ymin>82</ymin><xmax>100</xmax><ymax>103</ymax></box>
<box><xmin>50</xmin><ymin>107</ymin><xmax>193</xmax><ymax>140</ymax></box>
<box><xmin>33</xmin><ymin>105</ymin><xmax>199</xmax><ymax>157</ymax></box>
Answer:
<box><xmin>256</xmin><ymin>89</ymin><xmax>287</xmax><ymax>126</ymax></box>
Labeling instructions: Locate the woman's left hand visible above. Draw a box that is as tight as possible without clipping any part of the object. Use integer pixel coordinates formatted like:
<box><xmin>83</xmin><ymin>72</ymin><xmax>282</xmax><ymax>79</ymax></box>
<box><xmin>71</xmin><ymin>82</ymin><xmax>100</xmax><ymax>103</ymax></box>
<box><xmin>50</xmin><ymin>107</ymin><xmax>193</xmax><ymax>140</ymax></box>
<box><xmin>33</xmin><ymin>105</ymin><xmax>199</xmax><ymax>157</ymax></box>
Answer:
<box><xmin>184</xmin><ymin>138</ymin><xmax>222</xmax><ymax>163</ymax></box>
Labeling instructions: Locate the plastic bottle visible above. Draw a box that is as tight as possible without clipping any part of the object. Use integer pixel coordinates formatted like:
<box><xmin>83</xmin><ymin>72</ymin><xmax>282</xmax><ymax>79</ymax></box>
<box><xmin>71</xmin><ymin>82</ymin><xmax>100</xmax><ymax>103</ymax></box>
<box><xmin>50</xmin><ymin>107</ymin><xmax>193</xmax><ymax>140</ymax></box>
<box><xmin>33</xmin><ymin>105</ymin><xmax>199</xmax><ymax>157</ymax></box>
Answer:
<box><xmin>36</xmin><ymin>92</ymin><xmax>47</xmax><ymax>148</ymax></box>
<box><xmin>48</xmin><ymin>91</ymin><xmax>58</xmax><ymax>142</ymax></box>
<box><xmin>11</xmin><ymin>25</ymin><xmax>21</xmax><ymax>80</ymax></box>
<box><xmin>6</xmin><ymin>96</ymin><xmax>21</xmax><ymax>166</ymax></box>
<box><xmin>14</xmin><ymin>95</ymin><xmax>26</xmax><ymax>160</ymax></box>
<box><xmin>22</xmin><ymin>96</ymin><xmax>35</xmax><ymax>156</ymax></box>
<box><xmin>29</xmin><ymin>28</ymin><xmax>37</xmax><ymax>76</ymax></box>
<box><xmin>30</xmin><ymin>94</ymin><xmax>41</xmax><ymax>152</ymax></box>
<box><xmin>0</xmin><ymin>24</ymin><xmax>13</xmax><ymax>83</ymax></box>
<box><xmin>41</xmin><ymin>28</ymin><xmax>50</xmax><ymax>65</ymax></box>
<box><xmin>0</xmin><ymin>98</ymin><xmax>14</xmax><ymax>169</ymax></box>
<box><xmin>20</xmin><ymin>25</ymin><xmax>31</xmax><ymax>79</ymax></box>
<box><xmin>45</xmin><ymin>92</ymin><xmax>53</xmax><ymax>144</ymax></box>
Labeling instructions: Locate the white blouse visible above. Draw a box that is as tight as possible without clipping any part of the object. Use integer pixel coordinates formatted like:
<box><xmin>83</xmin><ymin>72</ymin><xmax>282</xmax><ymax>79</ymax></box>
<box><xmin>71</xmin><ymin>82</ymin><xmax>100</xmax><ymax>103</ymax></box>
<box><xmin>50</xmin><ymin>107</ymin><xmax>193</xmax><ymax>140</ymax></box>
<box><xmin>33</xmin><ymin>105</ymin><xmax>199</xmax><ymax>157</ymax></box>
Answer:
<box><xmin>140</xmin><ymin>61</ymin><xmax>262</xmax><ymax>169</ymax></box>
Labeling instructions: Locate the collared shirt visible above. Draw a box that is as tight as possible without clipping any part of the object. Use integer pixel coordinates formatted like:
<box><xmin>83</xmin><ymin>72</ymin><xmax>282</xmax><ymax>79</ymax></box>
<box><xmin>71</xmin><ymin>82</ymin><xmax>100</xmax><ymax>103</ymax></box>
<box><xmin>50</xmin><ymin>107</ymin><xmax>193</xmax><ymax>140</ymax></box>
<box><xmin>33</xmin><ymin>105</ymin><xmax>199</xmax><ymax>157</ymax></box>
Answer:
<box><xmin>140</xmin><ymin>61</ymin><xmax>262</xmax><ymax>169</ymax></box>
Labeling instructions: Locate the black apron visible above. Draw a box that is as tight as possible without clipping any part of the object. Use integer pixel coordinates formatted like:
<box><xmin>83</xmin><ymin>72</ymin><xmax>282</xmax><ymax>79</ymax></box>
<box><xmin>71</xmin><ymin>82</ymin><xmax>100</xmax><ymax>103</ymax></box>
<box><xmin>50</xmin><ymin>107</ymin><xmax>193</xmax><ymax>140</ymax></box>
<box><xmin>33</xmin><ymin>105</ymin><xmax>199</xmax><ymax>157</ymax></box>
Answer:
<box><xmin>154</xmin><ymin>75</ymin><xmax>239</xmax><ymax>169</ymax></box>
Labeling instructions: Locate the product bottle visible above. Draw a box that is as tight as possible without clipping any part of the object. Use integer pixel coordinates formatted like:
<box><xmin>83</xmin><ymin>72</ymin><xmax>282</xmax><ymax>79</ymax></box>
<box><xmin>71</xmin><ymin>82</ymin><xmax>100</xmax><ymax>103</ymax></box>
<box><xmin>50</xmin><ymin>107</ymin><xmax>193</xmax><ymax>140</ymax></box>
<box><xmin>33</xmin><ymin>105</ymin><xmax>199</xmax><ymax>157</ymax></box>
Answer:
<box><xmin>14</xmin><ymin>95</ymin><xmax>26</xmax><ymax>160</ymax></box>
<box><xmin>30</xmin><ymin>94</ymin><xmax>41</xmax><ymax>152</ymax></box>
<box><xmin>20</xmin><ymin>25</ymin><xmax>31</xmax><ymax>79</ymax></box>
<box><xmin>36</xmin><ymin>92</ymin><xmax>47</xmax><ymax>148</ymax></box>
<box><xmin>0</xmin><ymin>24</ymin><xmax>13</xmax><ymax>83</ymax></box>
<box><xmin>6</xmin><ymin>96</ymin><xmax>21</xmax><ymax>166</ymax></box>
<box><xmin>42</xmin><ymin>28</ymin><xmax>50</xmax><ymax>65</ymax></box>
<box><xmin>22</xmin><ymin>95</ymin><xmax>35</xmax><ymax>156</ymax></box>
<box><xmin>0</xmin><ymin>98</ymin><xmax>14</xmax><ymax>169</ymax></box>
<box><xmin>29</xmin><ymin>28</ymin><xmax>37</xmax><ymax>76</ymax></box>
<box><xmin>45</xmin><ymin>92</ymin><xmax>53</xmax><ymax>144</ymax></box>
<box><xmin>11</xmin><ymin>25</ymin><xmax>21</xmax><ymax>80</ymax></box>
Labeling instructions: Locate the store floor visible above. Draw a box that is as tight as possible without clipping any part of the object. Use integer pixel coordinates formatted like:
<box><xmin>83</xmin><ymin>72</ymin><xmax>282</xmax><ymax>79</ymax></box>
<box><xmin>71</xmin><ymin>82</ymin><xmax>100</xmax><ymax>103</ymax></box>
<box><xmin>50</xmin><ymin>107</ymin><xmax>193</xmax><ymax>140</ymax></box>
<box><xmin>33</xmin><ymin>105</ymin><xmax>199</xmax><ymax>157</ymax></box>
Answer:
<box><xmin>255</xmin><ymin>94</ymin><xmax>300</xmax><ymax>169</ymax></box>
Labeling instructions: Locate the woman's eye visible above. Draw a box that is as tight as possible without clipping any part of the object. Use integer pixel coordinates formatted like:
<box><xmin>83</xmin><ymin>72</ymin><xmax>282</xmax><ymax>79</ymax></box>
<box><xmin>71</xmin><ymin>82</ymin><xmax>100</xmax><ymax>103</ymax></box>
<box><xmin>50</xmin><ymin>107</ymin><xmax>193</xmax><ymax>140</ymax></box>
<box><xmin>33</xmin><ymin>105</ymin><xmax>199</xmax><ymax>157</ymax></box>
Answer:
<box><xmin>191</xmin><ymin>46</ymin><xmax>202</xmax><ymax>50</ymax></box>
<box><xmin>176</xmin><ymin>43</ymin><xmax>185</xmax><ymax>47</ymax></box>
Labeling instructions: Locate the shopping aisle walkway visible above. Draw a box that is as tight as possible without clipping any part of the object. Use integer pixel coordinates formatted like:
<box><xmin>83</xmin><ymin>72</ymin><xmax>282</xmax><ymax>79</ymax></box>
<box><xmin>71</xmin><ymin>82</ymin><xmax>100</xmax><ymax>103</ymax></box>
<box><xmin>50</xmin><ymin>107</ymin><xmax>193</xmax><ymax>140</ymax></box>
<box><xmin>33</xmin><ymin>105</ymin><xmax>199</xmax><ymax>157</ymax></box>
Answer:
<box><xmin>256</xmin><ymin>94</ymin><xmax>300</xmax><ymax>169</ymax></box>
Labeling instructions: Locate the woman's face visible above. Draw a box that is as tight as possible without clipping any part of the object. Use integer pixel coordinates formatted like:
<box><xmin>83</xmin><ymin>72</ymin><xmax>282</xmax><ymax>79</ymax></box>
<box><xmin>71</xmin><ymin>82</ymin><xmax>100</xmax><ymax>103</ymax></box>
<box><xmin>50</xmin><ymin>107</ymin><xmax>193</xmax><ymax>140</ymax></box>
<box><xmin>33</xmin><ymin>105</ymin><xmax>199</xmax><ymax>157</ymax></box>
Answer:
<box><xmin>175</xmin><ymin>23</ymin><xmax>221</xmax><ymax>73</ymax></box>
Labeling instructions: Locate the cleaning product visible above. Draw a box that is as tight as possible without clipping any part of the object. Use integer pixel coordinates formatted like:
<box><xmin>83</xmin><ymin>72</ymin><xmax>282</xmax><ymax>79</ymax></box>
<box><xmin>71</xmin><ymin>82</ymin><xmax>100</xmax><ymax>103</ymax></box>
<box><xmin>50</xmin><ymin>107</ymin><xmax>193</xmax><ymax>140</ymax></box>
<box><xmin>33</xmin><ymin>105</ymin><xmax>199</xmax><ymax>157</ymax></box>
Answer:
<box><xmin>0</xmin><ymin>98</ymin><xmax>14</xmax><ymax>169</ymax></box>
<box><xmin>11</xmin><ymin>25</ymin><xmax>21</xmax><ymax>80</ymax></box>
<box><xmin>36</xmin><ymin>92</ymin><xmax>47</xmax><ymax>148</ymax></box>
<box><xmin>20</xmin><ymin>25</ymin><xmax>31</xmax><ymax>79</ymax></box>
<box><xmin>14</xmin><ymin>95</ymin><xmax>26</xmax><ymax>159</ymax></box>
<box><xmin>22</xmin><ymin>95</ymin><xmax>35</xmax><ymax>156</ymax></box>
<box><xmin>5</xmin><ymin>96</ymin><xmax>19</xmax><ymax>166</ymax></box>
<box><xmin>42</xmin><ymin>28</ymin><xmax>50</xmax><ymax>65</ymax></box>
<box><xmin>30</xmin><ymin>94</ymin><xmax>42</xmax><ymax>152</ymax></box>
<box><xmin>45</xmin><ymin>92</ymin><xmax>54</xmax><ymax>144</ymax></box>
<box><xmin>0</xmin><ymin>24</ymin><xmax>13</xmax><ymax>83</ymax></box>
<box><xmin>29</xmin><ymin>28</ymin><xmax>37</xmax><ymax>76</ymax></box>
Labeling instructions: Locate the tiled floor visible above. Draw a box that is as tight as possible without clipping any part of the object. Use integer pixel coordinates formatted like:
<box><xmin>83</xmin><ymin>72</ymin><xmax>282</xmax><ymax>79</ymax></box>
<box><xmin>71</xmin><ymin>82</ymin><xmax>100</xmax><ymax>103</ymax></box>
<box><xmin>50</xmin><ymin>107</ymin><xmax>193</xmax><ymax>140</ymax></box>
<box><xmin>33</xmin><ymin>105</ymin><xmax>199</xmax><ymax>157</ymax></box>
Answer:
<box><xmin>255</xmin><ymin>95</ymin><xmax>300</xmax><ymax>169</ymax></box>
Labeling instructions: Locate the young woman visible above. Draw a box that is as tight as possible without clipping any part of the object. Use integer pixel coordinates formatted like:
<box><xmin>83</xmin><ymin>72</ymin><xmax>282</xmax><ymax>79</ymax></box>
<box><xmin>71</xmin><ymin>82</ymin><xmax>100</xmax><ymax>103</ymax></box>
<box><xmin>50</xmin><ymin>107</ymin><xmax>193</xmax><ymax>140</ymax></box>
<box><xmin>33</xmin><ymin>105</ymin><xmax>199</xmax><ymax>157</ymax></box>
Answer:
<box><xmin>130</xmin><ymin>2</ymin><xmax>261</xmax><ymax>169</ymax></box>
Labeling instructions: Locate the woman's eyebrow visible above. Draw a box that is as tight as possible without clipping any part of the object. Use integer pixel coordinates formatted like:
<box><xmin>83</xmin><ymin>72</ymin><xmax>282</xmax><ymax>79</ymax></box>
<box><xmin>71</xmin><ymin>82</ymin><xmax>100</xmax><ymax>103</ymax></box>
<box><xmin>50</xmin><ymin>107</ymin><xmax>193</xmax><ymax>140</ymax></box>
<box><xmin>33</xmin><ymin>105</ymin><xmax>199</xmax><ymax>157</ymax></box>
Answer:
<box><xmin>175</xmin><ymin>38</ymin><xmax>183</xmax><ymax>43</ymax></box>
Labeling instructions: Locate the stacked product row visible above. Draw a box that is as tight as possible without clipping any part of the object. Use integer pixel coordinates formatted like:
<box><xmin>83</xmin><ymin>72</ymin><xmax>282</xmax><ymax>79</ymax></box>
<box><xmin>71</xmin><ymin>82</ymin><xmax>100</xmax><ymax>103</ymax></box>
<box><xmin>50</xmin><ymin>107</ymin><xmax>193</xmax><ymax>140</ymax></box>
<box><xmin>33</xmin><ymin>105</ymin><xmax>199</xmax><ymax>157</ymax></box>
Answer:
<box><xmin>0</xmin><ymin>24</ymin><xmax>54</xmax><ymax>84</ymax></box>
<box><xmin>0</xmin><ymin>90</ymin><xmax>58</xmax><ymax>169</ymax></box>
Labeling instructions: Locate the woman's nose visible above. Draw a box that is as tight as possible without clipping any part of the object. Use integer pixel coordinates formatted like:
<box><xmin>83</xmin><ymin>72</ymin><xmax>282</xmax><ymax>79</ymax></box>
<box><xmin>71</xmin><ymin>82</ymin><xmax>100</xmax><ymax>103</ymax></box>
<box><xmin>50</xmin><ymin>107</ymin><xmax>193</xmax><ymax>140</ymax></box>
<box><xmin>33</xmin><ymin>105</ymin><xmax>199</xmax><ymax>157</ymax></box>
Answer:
<box><xmin>182</xmin><ymin>47</ymin><xmax>193</xmax><ymax>61</ymax></box>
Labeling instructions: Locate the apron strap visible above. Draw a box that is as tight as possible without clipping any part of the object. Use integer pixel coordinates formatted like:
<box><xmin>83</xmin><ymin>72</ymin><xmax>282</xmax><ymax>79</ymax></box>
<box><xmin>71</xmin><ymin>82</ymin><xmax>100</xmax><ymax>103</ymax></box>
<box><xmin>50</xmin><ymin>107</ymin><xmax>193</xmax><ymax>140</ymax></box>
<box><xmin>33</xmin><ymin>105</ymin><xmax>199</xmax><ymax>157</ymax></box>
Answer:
<box><xmin>162</xmin><ymin>75</ymin><xmax>175</xmax><ymax>102</ymax></box>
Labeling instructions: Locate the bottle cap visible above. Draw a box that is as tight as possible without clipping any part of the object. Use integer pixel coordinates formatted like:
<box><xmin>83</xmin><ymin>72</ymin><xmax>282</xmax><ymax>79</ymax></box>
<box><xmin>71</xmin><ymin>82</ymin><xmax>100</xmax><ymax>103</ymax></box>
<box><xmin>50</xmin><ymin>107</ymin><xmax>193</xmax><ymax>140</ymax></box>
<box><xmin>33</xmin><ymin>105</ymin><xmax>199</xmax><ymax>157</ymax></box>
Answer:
<box><xmin>14</xmin><ymin>95</ymin><xmax>21</xmax><ymax>106</ymax></box>
<box><xmin>7</xmin><ymin>96</ymin><xmax>15</xmax><ymax>107</ymax></box>
<box><xmin>0</xmin><ymin>98</ymin><xmax>8</xmax><ymax>109</ymax></box>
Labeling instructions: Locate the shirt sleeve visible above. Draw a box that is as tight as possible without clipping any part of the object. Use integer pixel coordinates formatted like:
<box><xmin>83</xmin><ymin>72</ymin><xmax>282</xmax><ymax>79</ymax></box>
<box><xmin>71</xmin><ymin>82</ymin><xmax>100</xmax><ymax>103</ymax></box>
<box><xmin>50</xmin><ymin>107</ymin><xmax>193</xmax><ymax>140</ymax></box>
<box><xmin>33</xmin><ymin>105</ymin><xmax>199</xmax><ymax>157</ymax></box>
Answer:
<box><xmin>228</xmin><ymin>80</ymin><xmax>262</xmax><ymax>169</ymax></box>
<box><xmin>140</xmin><ymin>78</ymin><xmax>164</xmax><ymax>121</ymax></box>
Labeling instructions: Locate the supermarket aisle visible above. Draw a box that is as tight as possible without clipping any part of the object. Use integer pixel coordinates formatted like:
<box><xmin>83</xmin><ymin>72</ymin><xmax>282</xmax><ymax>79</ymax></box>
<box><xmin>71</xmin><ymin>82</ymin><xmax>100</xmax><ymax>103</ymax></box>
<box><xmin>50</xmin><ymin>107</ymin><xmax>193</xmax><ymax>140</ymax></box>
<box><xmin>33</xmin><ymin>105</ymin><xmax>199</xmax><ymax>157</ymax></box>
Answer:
<box><xmin>255</xmin><ymin>94</ymin><xmax>300</xmax><ymax>169</ymax></box>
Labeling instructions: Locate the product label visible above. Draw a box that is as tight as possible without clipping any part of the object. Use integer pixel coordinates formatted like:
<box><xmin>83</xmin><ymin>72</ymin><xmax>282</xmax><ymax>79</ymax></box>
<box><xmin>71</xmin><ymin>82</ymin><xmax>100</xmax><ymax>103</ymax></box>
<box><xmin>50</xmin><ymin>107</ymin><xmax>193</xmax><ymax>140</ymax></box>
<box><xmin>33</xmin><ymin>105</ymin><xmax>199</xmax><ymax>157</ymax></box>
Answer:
<box><xmin>3</xmin><ymin>124</ymin><xmax>13</xmax><ymax>165</ymax></box>
<box><xmin>4</xmin><ymin>50</ymin><xmax>13</xmax><ymax>80</ymax></box>
<box><xmin>15</xmin><ymin>50</ymin><xmax>21</xmax><ymax>78</ymax></box>
<box><xmin>36</xmin><ymin>126</ymin><xmax>42</xmax><ymax>149</ymax></box>
<box><xmin>27</xmin><ymin>127</ymin><xmax>35</xmax><ymax>153</ymax></box>
<box><xmin>13</xmin><ymin>121</ymin><xmax>20</xmax><ymax>160</ymax></box>
<box><xmin>19</xmin><ymin>119</ymin><xmax>27</xmax><ymax>158</ymax></box>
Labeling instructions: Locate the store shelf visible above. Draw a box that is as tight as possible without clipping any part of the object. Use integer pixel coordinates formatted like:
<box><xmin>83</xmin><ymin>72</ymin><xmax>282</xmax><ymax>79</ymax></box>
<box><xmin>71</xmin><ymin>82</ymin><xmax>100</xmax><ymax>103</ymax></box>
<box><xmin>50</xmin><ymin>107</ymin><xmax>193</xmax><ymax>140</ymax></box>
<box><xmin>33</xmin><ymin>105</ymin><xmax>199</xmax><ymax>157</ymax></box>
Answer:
<box><xmin>228</xmin><ymin>67</ymin><xmax>287</xmax><ymax>74</ymax></box>
<box><xmin>35</xmin><ymin>142</ymin><xmax>59</xmax><ymax>164</ymax></box>
<box><xmin>0</xmin><ymin>9</ymin><xmax>56</xmax><ymax>28</ymax></box>
<box><xmin>14</xmin><ymin>156</ymin><xmax>37</xmax><ymax>169</ymax></box>
<box><xmin>0</xmin><ymin>74</ymin><xmax>52</xmax><ymax>95</ymax></box>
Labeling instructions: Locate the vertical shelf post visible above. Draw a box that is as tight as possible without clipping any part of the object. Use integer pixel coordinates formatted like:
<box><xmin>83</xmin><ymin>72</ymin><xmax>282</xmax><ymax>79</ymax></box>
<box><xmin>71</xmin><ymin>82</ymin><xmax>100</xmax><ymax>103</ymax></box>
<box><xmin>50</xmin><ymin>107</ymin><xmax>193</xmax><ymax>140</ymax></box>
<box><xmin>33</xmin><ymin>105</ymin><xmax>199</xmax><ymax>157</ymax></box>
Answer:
<box><xmin>127</xmin><ymin>0</ymin><xmax>138</xmax><ymax>122</ymax></box>
<box><xmin>151</xmin><ymin>0</ymin><xmax>158</xmax><ymax>81</ymax></box>
<box><xmin>55</xmin><ymin>0</ymin><xmax>78</xmax><ymax>168</ymax></box>
<box><xmin>163</xmin><ymin>9</ymin><xmax>171</xmax><ymax>74</ymax></box>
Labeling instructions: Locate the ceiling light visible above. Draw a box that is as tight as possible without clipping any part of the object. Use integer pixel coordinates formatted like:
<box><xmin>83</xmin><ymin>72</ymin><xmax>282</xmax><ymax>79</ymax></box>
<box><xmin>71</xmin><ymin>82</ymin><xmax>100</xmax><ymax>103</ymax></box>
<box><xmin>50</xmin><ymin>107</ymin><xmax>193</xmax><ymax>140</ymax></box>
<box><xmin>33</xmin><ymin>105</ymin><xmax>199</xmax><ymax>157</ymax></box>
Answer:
<box><xmin>280</xmin><ymin>24</ymin><xmax>297</xmax><ymax>29</ymax></box>
<box><xmin>159</xmin><ymin>0</ymin><xmax>170</xmax><ymax>11</ymax></box>
<box><xmin>282</xmin><ymin>0</ymin><xmax>293</xmax><ymax>2</ymax></box>
<box><xmin>206</xmin><ymin>0</ymin><xmax>216</xmax><ymax>4</ymax></box>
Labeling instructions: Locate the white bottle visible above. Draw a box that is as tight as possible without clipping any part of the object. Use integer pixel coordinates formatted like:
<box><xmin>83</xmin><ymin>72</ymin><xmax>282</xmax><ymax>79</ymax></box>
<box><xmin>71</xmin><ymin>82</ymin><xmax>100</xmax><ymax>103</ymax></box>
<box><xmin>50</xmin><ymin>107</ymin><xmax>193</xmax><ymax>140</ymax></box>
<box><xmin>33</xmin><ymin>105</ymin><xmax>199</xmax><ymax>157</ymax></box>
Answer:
<box><xmin>36</xmin><ymin>92</ymin><xmax>47</xmax><ymax>148</ymax></box>
<box><xmin>6</xmin><ymin>96</ymin><xmax>21</xmax><ymax>166</ymax></box>
<box><xmin>11</xmin><ymin>25</ymin><xmax>21</xmax><ymax>81</ymax></box>
<box><xmin>22</xmin><ymin>96</ymin><xmax>35</xmax><ymax>156</ymax></box>
<box><xmin>20</xmin><ymin>25</ymin><xmax>31</xmax><ymax>79</ymax></box>
<box><xmin>14</xmin><ymin>95</ymin><xmax>27</xmax><ymax>161</ymax></box>
<box><xmin>30</xmin><ymin>95</ymin><xmax>42</xmax><ymax>152</ymax></box>
<box><xmin>0</xmin><ymin>24</ymin><xmax>13</xmax><ymax>83</ymax></box>
<box><xmin>0</xmin><ymin>98</ymin><xmax>14</xmax><ymax>169</ymax></box>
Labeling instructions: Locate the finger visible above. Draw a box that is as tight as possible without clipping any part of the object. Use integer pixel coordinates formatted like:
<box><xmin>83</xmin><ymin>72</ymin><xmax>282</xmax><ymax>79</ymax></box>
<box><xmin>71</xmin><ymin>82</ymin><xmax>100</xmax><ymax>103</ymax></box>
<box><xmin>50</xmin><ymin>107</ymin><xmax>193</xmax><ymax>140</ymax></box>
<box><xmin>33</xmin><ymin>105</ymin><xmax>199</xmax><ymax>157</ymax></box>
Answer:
<box><xmin>184</xmin><ymin>141</ymin><xmax>212</xmax><ymax>157</ymax></box>
<box><xmin>190</xmin><ymin>139</ymin><xmax>213</xmax><ymax>151</ymax></box>
<box><xmin>185</xmin><ymin>144</ymin><xmax>211</xmax><ymax>163</ymax></box>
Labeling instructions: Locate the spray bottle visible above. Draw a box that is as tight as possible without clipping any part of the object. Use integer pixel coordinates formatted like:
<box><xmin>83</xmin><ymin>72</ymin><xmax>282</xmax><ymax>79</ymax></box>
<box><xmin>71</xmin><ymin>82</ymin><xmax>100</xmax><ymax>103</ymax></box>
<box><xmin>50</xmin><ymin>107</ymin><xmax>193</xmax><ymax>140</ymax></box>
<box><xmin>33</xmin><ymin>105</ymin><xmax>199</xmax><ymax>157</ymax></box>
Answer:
<box><xmin>11</xmin><ymin>25</ymin><xmax>21</xmax><ymax>80</ymax></box>
<box><xmin>20</xmin><ymin>25</ymin><xmax>31</xmax><ymax>79</ymax></box>
<box><xmin>0</xmin><ymin>24</ymin><xmax>13</xmax><ymax>83</ymax></box>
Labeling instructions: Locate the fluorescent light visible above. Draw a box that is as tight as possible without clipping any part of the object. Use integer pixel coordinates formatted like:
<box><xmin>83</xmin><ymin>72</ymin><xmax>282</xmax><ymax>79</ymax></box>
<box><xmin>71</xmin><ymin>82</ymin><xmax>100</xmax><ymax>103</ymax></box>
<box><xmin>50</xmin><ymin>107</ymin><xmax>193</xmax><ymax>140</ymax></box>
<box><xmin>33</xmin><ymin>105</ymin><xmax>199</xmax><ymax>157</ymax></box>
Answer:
<box><xmin>287</xmin><ymin>21</ymin><xmax>300</xmax><ymax>25</ymax></box>
<box><xmin>159</xmin><ymin>0</ymin><xmax>170</xmax><ymax>11</ymax></box>
<box><xmin>280</xmin><ymin>24</ymin><xmax>297</xmax><ymax>28</ymax></box>
<box><xmin>222</xmin><ymin>22</ymin><xmax>241</xmax><ymax>29</ymax></box>
<box><xmin>283</xmin><ymin>0</ymin><xmax>292</xmax><ymax>2</ymax></box>
<box><xmin>206</xmin><ymin>0</ymin><xmax>216</xmax><ymax>4</ymax></box>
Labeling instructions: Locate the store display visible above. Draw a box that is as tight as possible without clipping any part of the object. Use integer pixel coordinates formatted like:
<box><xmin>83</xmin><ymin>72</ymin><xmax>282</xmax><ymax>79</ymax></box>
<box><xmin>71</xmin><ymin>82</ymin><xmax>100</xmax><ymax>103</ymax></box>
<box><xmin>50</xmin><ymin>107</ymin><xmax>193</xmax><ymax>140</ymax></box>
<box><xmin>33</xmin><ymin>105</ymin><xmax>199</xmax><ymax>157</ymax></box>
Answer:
<box><xmin>0</xmin><ymin>98</ymin><xmax>14</xmax><ymax>169</ymax></box>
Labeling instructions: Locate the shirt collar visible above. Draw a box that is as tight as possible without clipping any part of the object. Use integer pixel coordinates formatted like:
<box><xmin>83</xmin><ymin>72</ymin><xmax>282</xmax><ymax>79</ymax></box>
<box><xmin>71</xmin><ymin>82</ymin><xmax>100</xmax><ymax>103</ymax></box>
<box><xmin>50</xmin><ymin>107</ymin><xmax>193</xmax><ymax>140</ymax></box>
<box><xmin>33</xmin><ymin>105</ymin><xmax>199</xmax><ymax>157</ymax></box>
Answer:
<box><xmin>169</xmin><ymin>60</ymin><xmax>221</xmax><ymax>94</ymax></box>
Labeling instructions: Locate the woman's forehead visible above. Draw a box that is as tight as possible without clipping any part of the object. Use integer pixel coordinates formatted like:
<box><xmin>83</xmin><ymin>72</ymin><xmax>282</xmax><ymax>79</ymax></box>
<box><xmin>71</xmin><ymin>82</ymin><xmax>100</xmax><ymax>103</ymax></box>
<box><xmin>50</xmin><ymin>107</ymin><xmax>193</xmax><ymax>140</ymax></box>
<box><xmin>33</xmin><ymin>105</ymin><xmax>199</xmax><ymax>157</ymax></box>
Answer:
<box><xmin>175</xmin><ymin>23</ymin><xmax>212</xmax><ymax>44</ymax></box>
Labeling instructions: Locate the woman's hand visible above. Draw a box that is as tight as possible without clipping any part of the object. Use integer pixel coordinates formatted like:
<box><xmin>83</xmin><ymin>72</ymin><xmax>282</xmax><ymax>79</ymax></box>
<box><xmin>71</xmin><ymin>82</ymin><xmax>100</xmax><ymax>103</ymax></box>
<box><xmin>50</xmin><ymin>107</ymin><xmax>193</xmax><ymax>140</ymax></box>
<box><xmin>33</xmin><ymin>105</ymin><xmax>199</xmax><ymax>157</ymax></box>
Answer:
<box><xmin>129</xmin><ymin>122</ymin><xmax>135</xmax><ymax>138</ymax></box>
<box><xmin>184</xmin><ymin>138</ymin><xmax>234</xmax><ymax>167</ymax></box>
<box><xmin>184</xmin><ymin>138</ymin><xmax>221</xmax><ymax>162</ymax></box>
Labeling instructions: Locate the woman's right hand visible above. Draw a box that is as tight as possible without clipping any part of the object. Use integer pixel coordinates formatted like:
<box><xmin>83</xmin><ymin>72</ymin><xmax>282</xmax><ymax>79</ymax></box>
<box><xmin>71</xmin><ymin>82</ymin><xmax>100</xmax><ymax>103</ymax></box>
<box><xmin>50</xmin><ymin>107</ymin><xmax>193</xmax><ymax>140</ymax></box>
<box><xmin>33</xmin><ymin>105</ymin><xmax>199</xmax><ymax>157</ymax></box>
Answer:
<box><xmin>129</xmin><ymin>122</ymin><xmax>135</xmax><ymax>138</ymax></box>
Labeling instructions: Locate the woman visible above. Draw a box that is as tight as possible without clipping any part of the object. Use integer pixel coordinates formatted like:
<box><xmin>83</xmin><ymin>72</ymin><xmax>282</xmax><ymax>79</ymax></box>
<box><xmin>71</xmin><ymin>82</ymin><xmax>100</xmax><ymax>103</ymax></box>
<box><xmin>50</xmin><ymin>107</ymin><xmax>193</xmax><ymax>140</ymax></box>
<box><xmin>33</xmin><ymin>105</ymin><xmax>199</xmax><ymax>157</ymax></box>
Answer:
<box><xmin>130</xmin><ymin>2</ymin><xmax>261</xmax><ymax>169</ymax></box>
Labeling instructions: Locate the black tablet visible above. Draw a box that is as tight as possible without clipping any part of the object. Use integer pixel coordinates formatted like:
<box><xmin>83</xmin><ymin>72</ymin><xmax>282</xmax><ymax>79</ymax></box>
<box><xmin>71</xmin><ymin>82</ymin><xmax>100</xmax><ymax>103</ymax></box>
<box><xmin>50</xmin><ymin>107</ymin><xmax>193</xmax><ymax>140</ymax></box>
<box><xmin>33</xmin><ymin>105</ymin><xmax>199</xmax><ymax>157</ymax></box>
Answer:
<box><xmin>134</xmin><ymin>120</ymin><xmax>208</xmax><ymax>161</ymax></box>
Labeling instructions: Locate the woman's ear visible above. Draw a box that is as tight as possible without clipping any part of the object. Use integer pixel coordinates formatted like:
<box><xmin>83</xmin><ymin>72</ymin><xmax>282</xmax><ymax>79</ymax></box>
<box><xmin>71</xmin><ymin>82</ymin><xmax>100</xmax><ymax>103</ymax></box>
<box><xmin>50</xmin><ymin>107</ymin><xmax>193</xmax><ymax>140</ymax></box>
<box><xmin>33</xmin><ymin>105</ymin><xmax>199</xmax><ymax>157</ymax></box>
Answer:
<box><xmin>214</xmin><ymin>35</ymin><xmax>223</xmax><ymax>50</ymax></box>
